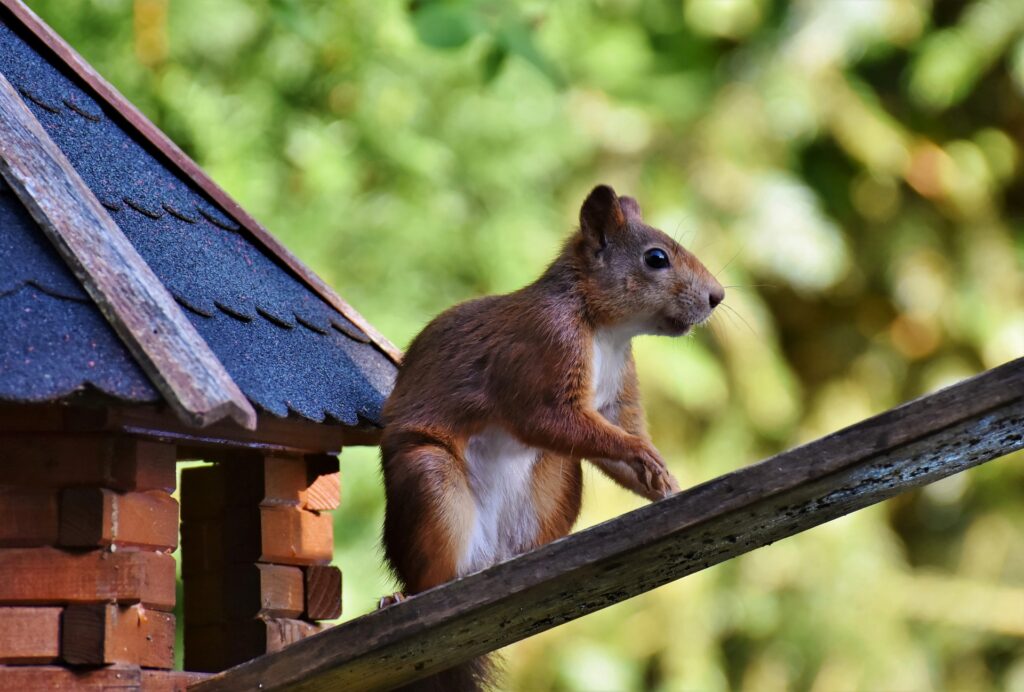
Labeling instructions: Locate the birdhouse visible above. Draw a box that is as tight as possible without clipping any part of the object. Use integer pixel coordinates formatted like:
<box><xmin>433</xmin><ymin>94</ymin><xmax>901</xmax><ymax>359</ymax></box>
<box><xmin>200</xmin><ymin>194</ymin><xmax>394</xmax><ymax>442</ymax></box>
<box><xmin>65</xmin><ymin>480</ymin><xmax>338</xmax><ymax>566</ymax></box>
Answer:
<box><xmin>0</xmin><ymin>1</ymin><xmax>398</xmax><ymax>688</ymax></box>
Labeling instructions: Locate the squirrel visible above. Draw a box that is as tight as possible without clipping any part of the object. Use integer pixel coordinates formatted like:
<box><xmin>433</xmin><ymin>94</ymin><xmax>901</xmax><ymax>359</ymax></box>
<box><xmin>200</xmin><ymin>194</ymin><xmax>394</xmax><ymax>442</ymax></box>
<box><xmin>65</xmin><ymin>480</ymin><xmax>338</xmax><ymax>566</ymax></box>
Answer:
<box><xmin>379</xmin><ymin>185</ymin><xmax>724</xmax><ymax>691</ymax></box>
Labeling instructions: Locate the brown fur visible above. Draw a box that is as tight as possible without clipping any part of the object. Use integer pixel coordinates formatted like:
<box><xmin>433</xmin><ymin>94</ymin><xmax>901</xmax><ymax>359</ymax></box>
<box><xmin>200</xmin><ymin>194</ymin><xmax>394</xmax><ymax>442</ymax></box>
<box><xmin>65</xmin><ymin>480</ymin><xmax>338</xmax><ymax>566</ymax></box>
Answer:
<box><xmin>380</xmin><ymin>185</ymin><xmax>723</xmax><ymax>691</ymax></box>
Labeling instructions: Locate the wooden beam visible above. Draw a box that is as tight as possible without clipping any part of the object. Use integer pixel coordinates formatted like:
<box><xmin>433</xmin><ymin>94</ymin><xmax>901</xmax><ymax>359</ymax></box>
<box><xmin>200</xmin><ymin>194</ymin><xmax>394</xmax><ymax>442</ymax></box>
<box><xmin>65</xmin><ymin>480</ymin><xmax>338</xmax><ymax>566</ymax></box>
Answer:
<box><xmin>193</xmin><ymin>358</ymin><xmax>1024</xmax><ymax>692</ymax></box>
<box><xmin>0</xmin><ymin>0</ymin><xmax>402</xmax><ymax>367</ymax></box>
<box><xmin>61</xmin><ymin>603</ymin><xmax>175</xmax><ymax>668</ymax></box>
<box><xmin>0</xmin><ymin>607</ymin><xmax>61</xmax><ymax>664</ymax></box>
<box><xmin>0</xmin><ymin>72</ymin><xmax>257</xmax><ymax>431</ymax></box>
<box><xmin>0</xmin><ymin>548</ymin><xmax>175</xmax><ymax>610</ymax></box>
<box><xmin>0</xmin><ymin>403</ymin><xmax>381</xmax><ymax>452</ymax></box>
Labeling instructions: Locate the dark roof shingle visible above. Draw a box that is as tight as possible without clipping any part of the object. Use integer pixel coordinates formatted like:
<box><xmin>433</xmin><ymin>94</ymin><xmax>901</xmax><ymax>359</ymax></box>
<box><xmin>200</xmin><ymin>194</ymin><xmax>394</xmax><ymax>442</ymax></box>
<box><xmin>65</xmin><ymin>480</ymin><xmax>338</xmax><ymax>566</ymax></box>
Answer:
<box><xmin>0</xmin><ymin>19</ymin><xmax>396</xmax><ymax>426</ymax></box>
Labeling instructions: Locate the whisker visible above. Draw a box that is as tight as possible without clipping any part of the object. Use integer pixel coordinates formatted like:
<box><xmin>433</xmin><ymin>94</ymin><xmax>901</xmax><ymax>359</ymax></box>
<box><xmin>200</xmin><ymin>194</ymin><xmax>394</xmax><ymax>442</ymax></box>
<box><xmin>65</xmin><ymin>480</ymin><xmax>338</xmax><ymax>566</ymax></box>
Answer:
<box><xmin>721</xmin><ymin>283</ymin><xmax>776</xmax><ymax>290</ymax></box>
<box><xmin>719</xmin><ymin>302</ymin><xmax>757</xmax><ymax>335</ymax></box>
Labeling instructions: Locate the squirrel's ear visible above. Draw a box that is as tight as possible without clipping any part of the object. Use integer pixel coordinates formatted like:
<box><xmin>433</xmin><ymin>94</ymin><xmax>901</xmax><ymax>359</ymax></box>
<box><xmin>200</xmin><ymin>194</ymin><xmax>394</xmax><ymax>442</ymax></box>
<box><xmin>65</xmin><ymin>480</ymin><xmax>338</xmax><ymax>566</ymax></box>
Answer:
<box><xmin>619</xmin><ymin>196</ymin><xmax>642</xmax><ymax>221</ymax></box>
<box><xmin>580</xmin><ymin>185</ymin><xmax>625</xmax><ymax>252</ymax></box>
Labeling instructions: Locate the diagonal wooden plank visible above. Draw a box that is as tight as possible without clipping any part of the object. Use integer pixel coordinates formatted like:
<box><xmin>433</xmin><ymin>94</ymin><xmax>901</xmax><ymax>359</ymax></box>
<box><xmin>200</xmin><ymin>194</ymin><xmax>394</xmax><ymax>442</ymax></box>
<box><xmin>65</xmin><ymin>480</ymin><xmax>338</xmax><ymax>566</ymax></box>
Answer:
<box><xmin>0</xmin><ymin>0</ymin><xmax>401</xmax><ymax>366</ymax></box>
<box><xmin>0</xmin><ymin>72</ymin><xmax>256</xmax><ymax>430</ymax></box>
<box><xmin>193</xmin><ymin>358</ymin><xmax>1024</xmax><ymax>691</ymax></box>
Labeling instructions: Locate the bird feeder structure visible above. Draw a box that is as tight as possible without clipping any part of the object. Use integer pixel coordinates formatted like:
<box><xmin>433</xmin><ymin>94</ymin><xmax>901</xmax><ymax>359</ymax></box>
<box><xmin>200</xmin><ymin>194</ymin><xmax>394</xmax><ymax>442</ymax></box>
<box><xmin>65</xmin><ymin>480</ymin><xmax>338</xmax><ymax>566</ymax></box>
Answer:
<box><xmin>0</xmin><ymin>1</ymin><xmax>399</xmax><ymax>688</ymax></box>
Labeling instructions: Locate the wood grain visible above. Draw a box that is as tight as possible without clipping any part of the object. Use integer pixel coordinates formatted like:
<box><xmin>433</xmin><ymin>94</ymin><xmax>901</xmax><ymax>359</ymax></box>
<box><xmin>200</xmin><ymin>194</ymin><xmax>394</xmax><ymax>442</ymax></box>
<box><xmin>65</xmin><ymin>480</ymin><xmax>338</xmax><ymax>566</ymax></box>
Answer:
<box><xmin>59</xmin><ymin>488</ymin><xmax>178</xmax><ymax>550</ymax></box>
<box><xmin>0</xmin><ymin>0</ymin><xmax>401</xmax><ymax>367</ymax></box>
<box><xmin>0</xmin><ymin>487</ymin><xmax>58</xmax><ymax>547</ymax></box>
<box><xmin>303</xmin><ymin>454</ymin><xmax>341</xmax><ymax>512</ymax></box>
<box><xmin>0</xmin><ymin>606</ymin><xmax>61</xmax><ymax>663</ymax></box>
<box><xmin>0</xmin><ymin>665</ymin><xmax>142</xmax><ymax>690</ymax></box>
<box><xmin>303</xmin><ymin>565</ymin><xmax>342</xmax><ymax>621</ymax></box>
<box><xmin>0</xmin><ymin>72</ymin><xmax>256</xmax><ymax>430</ymax></box>
<box><xmin>61</xmin><ymin>603</ymin><xmax>174</xmax><ymax>668</ymax></box>
<box><xmin>194</xmin><ymin>358</ymin><xmax>1024</xmax><ymax>692</ymax></box>
<box><xmin>0</xmin><ymin>548</ymin><xmax>175</xmax><ymax>610</ymax></box>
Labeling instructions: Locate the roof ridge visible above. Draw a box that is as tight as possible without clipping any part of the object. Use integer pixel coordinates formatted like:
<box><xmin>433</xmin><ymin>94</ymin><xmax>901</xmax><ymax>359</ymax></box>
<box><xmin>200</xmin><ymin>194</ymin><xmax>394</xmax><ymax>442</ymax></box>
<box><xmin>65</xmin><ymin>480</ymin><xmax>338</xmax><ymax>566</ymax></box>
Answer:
<box><xmin>0</xmin><ymin>0</ymin><xmax>402</xmax><ymax>365</ymax></box>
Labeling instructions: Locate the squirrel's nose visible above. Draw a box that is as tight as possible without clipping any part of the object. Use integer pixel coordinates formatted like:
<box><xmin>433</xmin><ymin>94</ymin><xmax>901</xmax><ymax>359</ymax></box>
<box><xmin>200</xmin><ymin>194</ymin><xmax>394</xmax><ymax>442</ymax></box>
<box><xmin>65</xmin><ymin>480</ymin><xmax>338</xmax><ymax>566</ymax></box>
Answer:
<box><xmin>708</xmin><ymin>286</ymin><xmax>724</xmax><ymax>309</ymax></box>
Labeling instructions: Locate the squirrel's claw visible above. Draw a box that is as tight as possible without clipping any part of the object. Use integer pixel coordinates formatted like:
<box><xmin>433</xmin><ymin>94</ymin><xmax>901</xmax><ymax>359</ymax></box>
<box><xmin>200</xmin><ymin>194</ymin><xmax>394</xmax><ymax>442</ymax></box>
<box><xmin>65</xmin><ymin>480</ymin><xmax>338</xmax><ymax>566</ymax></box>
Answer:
<box><xmin>377</xmin><ymin>592</ymin><xmax>407</xmax><ymax>609</ymax></box>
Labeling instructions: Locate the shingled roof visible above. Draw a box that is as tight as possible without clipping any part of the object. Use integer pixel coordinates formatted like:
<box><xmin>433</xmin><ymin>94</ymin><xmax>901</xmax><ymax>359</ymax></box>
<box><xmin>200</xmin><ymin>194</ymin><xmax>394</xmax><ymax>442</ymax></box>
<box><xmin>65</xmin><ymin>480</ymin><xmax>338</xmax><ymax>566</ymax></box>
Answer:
<box><xmin>0</xmin><ymin>7</ymin><xmax>397</xmax><ymax>428</ymax></box>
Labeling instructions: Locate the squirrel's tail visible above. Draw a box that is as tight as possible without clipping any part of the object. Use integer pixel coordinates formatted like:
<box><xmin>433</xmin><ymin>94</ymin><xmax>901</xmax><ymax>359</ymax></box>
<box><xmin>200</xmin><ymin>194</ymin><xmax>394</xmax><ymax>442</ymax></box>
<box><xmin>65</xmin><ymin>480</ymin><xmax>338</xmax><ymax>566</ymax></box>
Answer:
<box><xmin>392</xmin><ymin>654</ymin><xmax>497</xmax><ymax>692</ymax></box>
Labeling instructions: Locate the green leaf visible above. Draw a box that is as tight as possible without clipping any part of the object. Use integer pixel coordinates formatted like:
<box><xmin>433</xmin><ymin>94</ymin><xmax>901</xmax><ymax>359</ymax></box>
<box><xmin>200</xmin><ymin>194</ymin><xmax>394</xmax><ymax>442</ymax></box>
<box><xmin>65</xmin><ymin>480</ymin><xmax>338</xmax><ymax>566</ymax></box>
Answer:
<box><xmin>482</xmin><ymin>42</ymin><xmax>507</xmax><ymax>83</ymax></box>
<box><xmin>495</xmin><ymin>22</ymin><xmax>564</xmax><ymax>88</ymax></box>
<box><xmin>411</xmin><ymin>4</ymin><xmax>479</xmax><ymax>50</ymax></box>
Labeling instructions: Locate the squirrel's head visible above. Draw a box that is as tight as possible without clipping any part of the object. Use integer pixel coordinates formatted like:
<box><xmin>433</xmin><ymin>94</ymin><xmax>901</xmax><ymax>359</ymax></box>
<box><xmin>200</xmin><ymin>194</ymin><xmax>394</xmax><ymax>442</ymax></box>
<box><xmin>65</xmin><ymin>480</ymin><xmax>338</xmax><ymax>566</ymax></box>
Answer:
<box><xmin>575</xmin><ymin>184</ymin><xmax>724</xmax><ymax>337</ymax></box>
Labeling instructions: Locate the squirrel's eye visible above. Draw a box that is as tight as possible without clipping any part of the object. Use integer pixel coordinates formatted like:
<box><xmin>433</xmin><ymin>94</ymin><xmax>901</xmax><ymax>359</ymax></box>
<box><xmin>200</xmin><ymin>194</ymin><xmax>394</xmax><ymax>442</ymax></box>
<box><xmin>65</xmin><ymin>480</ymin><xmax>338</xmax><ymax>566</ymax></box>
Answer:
<box><xmin>643</xmin><ymin>248</ymin><xmax>670</xmax><ymax>269</ymax></box>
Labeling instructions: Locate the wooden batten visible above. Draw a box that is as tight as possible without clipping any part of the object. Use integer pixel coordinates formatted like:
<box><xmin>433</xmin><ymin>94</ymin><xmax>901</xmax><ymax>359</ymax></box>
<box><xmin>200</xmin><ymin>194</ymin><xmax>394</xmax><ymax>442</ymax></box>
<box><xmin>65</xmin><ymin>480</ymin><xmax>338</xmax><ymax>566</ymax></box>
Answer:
<box><xmin>0</xmin><ymin>403</ymin><xmax>379</xmax><ymax>453</ymax></box>
<box><xmin>0</xmin><ymin>666</ymin><xmax>208</xmax><ymax>691</ymax></box>
<box><xmin>303</xmin><ymin>566</ymin><xmax>342</xmax><ymax>621</ymax></box>
<box><xmin>58</xmin><ymin>488</ymin><xmax>179</xmax><ymax>551</ymax></box>
<box><xmin>0</xmin><ymin>437</ymin><xmax>176</xmax><ymax>492</ymax></box>
<box><xmin>0</xmin><ymin>72</ymin><xmax>256</xmax><ymax>431</ymax></box>
<box><xmin>0</xmin><ymin>607</ymin><xmax>61</xmax><ymax>664</ymax></box>
<box><xmin>184</xmin><ymin>564</ymin><xmax>305</xmax><ymax>625</ymax></box>
<box><xmin>0</xmin><ymin>487</ymin><xmax>59</xmax><ymax>547</ymax></box>
<box><xmin>61</xmin><ymin>604</ymin><xmax>174</xmax><ymax>668</ymax></box>
<box><xmin>0</xmin><ymin>548</ymin><xmax>176</xmax><ymax>610</ymax></box>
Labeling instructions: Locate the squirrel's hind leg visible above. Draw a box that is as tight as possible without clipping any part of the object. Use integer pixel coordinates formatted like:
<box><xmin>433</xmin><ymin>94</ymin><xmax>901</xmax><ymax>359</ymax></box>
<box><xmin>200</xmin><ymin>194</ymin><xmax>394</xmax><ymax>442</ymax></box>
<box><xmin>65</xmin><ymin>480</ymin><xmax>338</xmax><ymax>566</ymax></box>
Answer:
<box><xmin>530</xmin><ymin>452</ymin><xmax>584</xmax><ymax>545</ymax></box>
<box><xmin>382</xmin><ymin>440</ymin><xmax>475</xmax><ymax>594</ymax></box>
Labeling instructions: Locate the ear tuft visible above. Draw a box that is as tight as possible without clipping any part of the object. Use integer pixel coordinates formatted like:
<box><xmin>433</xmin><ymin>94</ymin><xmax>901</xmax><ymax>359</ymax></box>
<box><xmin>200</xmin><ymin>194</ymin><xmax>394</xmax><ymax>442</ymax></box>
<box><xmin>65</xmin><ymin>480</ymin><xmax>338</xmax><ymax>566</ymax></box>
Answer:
<box><xmin>619</xmin><ymin>196</ymin><xmax>642</xmax><ymax>221</ymax></box>
<box><xmin>580</xmin><ymin>185</ymin><xmax>625</xmax><ymax>252</ymax></box>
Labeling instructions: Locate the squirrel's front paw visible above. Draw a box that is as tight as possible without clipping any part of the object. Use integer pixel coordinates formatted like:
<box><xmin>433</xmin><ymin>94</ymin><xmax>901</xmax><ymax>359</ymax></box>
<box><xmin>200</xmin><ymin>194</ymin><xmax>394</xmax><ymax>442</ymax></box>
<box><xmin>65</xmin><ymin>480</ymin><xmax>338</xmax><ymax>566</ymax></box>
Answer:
<box><xmin>629</xmin><ymin>441</ymin><xmax>675</xmax><ymax>500</ymax></box>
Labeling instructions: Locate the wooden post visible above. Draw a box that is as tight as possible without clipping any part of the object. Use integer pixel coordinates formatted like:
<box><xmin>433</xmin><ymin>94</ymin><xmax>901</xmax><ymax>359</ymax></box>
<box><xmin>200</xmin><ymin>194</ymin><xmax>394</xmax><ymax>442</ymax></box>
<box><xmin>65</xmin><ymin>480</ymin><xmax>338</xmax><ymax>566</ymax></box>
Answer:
<box><xmin>180</xmin><ymin>453</ymin><xmax>342</xmax><ymax>673</ymax></box>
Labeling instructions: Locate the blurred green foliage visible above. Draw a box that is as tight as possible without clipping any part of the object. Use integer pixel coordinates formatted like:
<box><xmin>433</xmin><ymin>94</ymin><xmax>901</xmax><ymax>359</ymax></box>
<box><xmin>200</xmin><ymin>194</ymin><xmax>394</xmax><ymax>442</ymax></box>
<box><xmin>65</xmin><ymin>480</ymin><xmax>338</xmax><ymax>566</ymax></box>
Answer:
<box><xmin>27</xmin><ymin>0</ymin><xmax>1024</xmax><ymax>689</ymax></box>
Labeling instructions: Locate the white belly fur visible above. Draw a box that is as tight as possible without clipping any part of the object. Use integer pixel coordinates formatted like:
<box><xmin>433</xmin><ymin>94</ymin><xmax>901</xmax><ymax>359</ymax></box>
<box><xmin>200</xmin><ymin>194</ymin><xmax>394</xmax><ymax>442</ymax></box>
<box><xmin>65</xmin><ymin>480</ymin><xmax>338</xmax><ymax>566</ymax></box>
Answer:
<box><xmin>591</xmin><ymin>325</ymin><xmax>635</xmax><ymax>411</ymax></box>
<box><xmin>459</xmin><ymin>427</ymin><xmax>541</xmax><ymax>575</ymax></box>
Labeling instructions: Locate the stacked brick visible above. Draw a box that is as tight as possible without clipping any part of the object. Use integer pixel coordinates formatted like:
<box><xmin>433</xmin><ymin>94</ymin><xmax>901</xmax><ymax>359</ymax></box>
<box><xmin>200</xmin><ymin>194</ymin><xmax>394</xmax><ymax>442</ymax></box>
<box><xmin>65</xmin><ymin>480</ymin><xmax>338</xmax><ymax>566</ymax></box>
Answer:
<box><xmin>0</xmin><ymin>436</ymin><xmax>199</xmax><ymax>690</ymax></box>
<box><xmin>181</xmin><ymin>453</ymin><xmax>342</xmax><ymax>672</ymax></box>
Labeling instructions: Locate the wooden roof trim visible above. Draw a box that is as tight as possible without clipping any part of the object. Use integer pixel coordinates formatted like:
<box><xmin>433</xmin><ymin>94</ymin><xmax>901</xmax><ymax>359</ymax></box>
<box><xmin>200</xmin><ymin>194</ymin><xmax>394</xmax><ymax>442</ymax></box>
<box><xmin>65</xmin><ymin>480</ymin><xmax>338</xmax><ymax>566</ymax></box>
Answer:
<box><xmin>0</xmin><ymin>73</ymin><xmax>257</xmax><ymax>431</ymax></box>
<box><xmin>193</xmin><ymin>358</ymin><xmax>1024</xmax><ymax>691</ymax></box>
<box><xmin>0</xmin><ymin>0</ymin><xmax>402</xmax><ymax>366</ymax></box>
<box><xmin>0</xmin><ymin>403</ymin><xmax>382</xmax><ymax>454</ymax></box>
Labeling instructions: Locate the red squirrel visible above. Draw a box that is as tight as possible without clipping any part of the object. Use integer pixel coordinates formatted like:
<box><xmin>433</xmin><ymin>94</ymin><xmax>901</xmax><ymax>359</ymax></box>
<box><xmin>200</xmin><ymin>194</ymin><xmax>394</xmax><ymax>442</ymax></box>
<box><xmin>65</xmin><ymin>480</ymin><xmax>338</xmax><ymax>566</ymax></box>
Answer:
<box><xmin>380</xmin><ymin>185</ymin><xmax>724</xmax><ymax>690</ymax></box>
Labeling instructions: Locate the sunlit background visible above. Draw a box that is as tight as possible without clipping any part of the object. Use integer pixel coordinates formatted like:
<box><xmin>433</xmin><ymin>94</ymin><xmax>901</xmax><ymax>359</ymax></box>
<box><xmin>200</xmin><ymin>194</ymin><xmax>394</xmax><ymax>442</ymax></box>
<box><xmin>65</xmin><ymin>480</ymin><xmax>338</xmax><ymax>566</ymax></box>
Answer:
<box><xmin>26</xmin><ymin>0</ymin><xmax>1024</xmax><ymax>689</ymax></box>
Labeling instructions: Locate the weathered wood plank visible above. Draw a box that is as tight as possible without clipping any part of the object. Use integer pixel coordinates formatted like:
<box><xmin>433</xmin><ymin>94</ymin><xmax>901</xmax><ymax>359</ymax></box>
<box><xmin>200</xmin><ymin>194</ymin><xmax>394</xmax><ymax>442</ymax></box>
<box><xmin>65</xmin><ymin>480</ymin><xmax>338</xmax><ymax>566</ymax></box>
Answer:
<box><xmin>0</xmin><ymin>0</ymin><xmax>402</xmax><ymax>367</ymax></box>
<box><xmin>0</xmin><ymin>606</ymin><xmax>61</xmax><ymax>663</ymax></box>
<box><xmin>194</xmin><ymin>358</ymin><xmax>1024</xmax><ymax>692</ymax></box>
<box><xmin>0</xmin><ymin>72</ymin><xmax>256</xmax><ymax>431</ymax></box>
